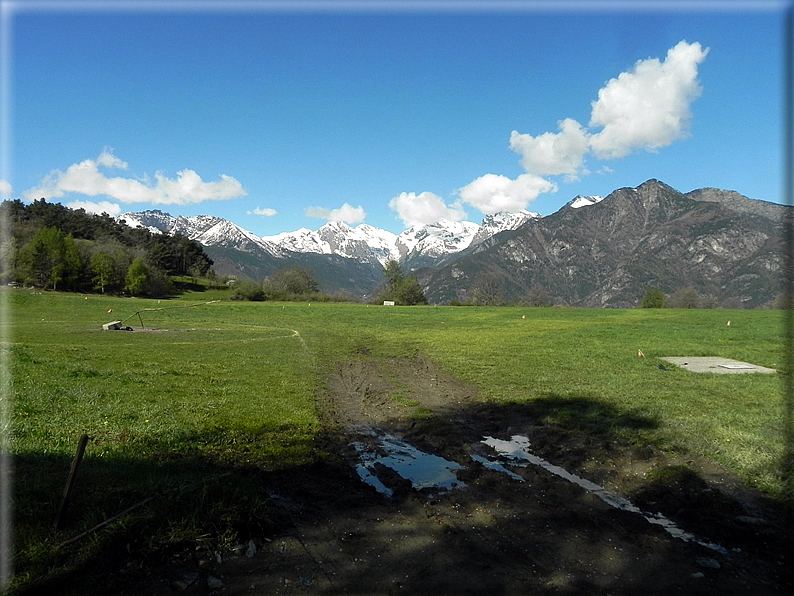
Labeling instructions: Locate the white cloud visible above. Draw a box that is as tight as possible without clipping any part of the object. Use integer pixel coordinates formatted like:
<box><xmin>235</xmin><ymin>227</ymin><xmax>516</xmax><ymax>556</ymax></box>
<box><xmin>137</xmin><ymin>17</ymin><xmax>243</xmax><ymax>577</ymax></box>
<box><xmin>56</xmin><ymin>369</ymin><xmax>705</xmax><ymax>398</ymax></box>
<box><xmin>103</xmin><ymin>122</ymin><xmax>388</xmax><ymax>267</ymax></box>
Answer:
<box><xmin>457</xmin><ymin>173</ymin><xmax>557</xmax><ymax>215</ymax></box>
<box><xmin>388</xmin><ymin>191</ymin><xmax>466</xmax><ymax>227</ymax></box>
<box><xmin>0</xmin><ymin>180</ymin><xmax>11</xmax><ymax>196</ymax></box>
<box><xmin>509</xmin><ymin>118</ymin><xmax>589</xmax><ymax>177</ymax></box>
<box><xmin>23</xmin><ymin>150</ymin><xmax>247</xmax><ymax>205</ymax></box>
<box><xmin>96</xmin><ymin>147</ymin><xmax>129</xmax><ymax>170</ymax></box>
<box><xmin>65</xmin><ymin>200</ymin><xmax>122</xmax><ymax>217</ymax></box>
<box><xmin>498</xmin><ymin>39</ymin><xmax>708</xmax><ymax>194</ymax></box>
<box><xmin>588</xmin><ymin>40</ymin><xmax>709</xmax><ymax>159</ymax></box>
<box><xmin>305</xmin><ymin>202</ymin><xmax>366</xmax><ymax>224</ymax></box>
<box><xmin>248</xmin><ymin>207</ymin><xmax>277</xmax><ymax>217</ymax></box>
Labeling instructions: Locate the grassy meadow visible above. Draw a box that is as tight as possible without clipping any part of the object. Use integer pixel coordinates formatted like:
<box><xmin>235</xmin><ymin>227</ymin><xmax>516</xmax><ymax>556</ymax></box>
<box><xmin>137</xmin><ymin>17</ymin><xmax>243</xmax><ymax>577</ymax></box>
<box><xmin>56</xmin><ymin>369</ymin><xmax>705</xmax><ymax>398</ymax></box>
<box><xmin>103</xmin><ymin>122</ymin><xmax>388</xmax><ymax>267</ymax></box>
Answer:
<box><xmin>5</xmin><ymin>288</ymin><xmax>787</xmax><ymax>590</ymax></box>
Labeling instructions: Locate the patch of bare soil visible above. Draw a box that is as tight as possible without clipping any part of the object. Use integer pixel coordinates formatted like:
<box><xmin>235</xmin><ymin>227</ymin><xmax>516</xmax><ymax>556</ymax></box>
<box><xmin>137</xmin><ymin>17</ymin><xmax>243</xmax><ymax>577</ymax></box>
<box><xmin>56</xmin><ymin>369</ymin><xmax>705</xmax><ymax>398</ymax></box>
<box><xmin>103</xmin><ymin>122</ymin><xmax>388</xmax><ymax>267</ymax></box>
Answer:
<box><xmin>100</xmin><ymin>354</ymin><xmax>791</xmax><ymax>594</ymax></box>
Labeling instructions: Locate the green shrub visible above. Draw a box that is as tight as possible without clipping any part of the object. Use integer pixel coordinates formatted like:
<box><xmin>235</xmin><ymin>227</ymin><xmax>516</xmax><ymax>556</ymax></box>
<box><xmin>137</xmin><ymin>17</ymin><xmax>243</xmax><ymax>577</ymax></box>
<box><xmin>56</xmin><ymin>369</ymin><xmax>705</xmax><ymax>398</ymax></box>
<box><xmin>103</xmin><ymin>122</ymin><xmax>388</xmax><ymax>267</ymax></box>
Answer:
<box><xmin>229</xmin><ymin>279</ymin><xmax>265</xmax><ymax>301</ymax></box>
<box><xmin>640</xmin><ymin>286</ymin><xmax>667</xmax><ymax>308</ymax></box>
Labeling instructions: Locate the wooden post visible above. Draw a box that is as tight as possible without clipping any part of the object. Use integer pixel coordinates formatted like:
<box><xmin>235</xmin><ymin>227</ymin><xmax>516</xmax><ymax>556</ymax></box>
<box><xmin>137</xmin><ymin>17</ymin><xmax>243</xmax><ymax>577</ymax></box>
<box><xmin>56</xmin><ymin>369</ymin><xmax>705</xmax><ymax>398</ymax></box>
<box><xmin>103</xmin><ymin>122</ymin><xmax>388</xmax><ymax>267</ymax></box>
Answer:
<box><xmin>54</xmin><ymin>434</ymin><xmax>90</xmax><ymax>530</ymax></box>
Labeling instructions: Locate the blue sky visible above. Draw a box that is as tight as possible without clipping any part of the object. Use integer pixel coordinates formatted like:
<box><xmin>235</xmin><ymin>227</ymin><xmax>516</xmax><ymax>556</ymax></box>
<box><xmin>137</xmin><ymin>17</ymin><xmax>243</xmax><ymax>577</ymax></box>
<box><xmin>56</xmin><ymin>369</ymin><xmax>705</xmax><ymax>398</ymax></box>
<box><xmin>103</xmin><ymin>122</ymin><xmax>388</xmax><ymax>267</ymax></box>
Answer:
<box><xmin>1</xmin><ymin>1</ymin><xmax>790</xmax><ymax>235</ymax></box>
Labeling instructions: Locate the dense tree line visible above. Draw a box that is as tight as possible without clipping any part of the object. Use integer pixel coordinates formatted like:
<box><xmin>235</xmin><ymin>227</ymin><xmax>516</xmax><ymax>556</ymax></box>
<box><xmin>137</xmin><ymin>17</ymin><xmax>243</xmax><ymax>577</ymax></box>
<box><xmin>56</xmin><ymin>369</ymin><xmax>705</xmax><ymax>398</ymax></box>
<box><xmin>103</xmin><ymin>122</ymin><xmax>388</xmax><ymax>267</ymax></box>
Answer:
<box><xmin>1</xmin><ymin>199</ymin><xmax>213</xmax><ymax>296</ymax></box>
<box><xmin>229</xmin><ymin>265</ymin><xmax>356</xmax><ymax>302</ymax></box>
<box><xmin>639</xmin><ymin>286</ymin><xmax>729</xmax><ymax>309</ymax></box>
<box><xmin>229</xmin><ymin>262</ymin><xmax>428</xmax><ymax>305</ymax></box>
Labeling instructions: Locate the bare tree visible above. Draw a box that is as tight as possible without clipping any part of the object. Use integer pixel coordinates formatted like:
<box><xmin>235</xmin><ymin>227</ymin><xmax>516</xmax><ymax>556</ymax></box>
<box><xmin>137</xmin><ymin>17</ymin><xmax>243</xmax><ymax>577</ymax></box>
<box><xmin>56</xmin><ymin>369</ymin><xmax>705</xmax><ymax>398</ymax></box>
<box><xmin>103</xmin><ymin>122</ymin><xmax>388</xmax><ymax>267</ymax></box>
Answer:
<box><xmin>470</xmin><ymin>271</ymin><xmax>504</xmax><ymax>306</ymax></box>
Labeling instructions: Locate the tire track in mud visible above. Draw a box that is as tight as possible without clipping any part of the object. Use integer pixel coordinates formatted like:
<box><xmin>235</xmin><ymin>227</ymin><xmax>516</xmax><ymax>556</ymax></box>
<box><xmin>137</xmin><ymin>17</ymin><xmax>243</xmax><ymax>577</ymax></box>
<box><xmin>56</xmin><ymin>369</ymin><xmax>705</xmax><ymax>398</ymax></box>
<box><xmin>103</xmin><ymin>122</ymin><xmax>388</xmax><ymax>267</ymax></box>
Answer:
<box><xmin>322</xmin><ymin>353</ymin><xmax>479</xmax><ymax>430</ymax></box>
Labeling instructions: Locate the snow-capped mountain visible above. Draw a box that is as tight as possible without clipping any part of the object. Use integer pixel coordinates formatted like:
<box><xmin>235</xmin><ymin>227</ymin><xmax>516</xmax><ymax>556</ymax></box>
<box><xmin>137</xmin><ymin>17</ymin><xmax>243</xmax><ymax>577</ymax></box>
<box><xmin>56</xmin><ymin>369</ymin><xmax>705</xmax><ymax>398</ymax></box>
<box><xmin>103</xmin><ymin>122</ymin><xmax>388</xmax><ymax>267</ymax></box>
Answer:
<box><xmin>119</xmin><ymin>209</ymin><xmax>173</xmax><ymax>235</ymax></box>
<box><xmin>395</xmin><ymin>220</ymin><xmax>480</xmax><ymax>262</ymax></box>
<box><xmin>567</xmin><ymin>195</ymin><xmax>604</xmax><ymax>209</ymax></box>
<box><xmin>119</xmin><ymin>205</ymin><xmax>579</xmax><ymax>270</ymax></box>
<box><xmin>119</xmin><ymin>210</ymin><xmax>284</xmax><ymax>257</ymax></box>
<box><xmin>262</xmin><ymin>227</ymin><xmax>324</xmax><ymax>254</ymax></box>
<box><xmin>469</xmin><ymin>210</ymin><xmax>540</xmax><ymax>246</ymax></box>
<box><xmin>263</xmin><ymin>222</ymin><xmax>399</xmax><ymax>266</ymax></box>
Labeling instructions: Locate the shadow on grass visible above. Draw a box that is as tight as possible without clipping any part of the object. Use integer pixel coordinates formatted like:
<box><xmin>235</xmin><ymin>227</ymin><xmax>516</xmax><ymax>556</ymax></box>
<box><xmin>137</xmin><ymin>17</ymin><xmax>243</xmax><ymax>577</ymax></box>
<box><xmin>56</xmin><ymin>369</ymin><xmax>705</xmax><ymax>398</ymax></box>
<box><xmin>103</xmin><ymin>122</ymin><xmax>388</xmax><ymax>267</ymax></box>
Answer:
<box><xmin>448</xmin><ymin>394</ymin><xmax>659</xmax><ymax>439</ymax></box>
<box><xmin>10</xmin><ymin>397</ymin><xmax>791</xmax><ymax>595</ymax></box>
<box><xmin>10</xmin><ymin>428</ymin><xmax>319</xmax><ymax>596</ymax></box>
<box><xmin>506</xmin><ymin>395</ymin><xmax>659</xmax><ymax>434</ymax></box>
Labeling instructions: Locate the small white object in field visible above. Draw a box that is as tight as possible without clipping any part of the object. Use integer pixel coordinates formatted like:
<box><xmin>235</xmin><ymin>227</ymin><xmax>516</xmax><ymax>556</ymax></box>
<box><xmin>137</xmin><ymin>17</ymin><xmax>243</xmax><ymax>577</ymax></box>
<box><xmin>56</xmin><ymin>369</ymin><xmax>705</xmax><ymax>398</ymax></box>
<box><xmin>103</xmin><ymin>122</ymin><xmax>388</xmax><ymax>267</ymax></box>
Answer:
<box><xmin>727</xmin><ymin>320</ymin><xmax>731</xmax><ymax>326</ymax></box>
<box><xmin>637</xmin><ymin>349</ymin><xmax>645</xmax><ymax>357</ymax></box>
<box><xmin>107</xmin><ymin>309</ymin><xmax>112</xmax><ymax>313</ymax></box>
<box><xmin>522</xmin><ymin>315</ymin><xmax>526</xmax><ymax>319</ymax></box>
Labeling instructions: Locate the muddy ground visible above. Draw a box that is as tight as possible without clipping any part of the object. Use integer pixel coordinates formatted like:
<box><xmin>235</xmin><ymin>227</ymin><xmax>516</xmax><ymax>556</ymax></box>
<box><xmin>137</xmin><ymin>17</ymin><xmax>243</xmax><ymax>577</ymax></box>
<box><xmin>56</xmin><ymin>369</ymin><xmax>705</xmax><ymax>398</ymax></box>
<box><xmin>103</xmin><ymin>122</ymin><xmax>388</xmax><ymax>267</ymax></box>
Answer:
<box><xmin>92</xmin><ymin>354</ymin><xmax>791</xmax><ymax>594</ymax></box>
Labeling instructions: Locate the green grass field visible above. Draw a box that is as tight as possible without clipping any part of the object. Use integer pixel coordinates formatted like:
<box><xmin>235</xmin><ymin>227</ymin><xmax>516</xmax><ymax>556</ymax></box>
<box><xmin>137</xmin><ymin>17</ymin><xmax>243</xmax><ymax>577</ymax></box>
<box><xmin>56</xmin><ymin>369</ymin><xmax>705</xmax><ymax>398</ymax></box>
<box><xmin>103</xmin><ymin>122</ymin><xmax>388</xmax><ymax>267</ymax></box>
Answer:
<box><xmin>4</xmin><ymin>288</ymin><xmax>787</xmax><ymax>591</ymax></box>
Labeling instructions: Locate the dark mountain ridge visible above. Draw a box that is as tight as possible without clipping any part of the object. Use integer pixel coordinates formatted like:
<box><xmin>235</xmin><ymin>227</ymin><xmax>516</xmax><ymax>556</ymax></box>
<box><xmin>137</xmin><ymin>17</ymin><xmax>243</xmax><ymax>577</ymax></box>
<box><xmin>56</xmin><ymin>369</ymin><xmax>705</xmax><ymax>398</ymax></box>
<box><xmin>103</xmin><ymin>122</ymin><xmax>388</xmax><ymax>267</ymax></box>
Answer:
<box><xmin>417</xmin><ymin>180</ymin><xmax>786</xmax><ymax>308</ymax></box>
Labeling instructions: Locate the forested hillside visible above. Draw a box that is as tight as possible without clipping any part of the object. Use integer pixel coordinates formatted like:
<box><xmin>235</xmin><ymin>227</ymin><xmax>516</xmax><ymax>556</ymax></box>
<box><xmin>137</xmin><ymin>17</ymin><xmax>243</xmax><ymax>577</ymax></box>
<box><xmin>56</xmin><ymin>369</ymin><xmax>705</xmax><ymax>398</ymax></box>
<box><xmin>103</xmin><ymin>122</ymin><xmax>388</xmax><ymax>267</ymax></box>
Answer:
<box><xmin>1</xmin><ymin>199</ymin><xmax>214</xmax><ymax>296</ymax></box>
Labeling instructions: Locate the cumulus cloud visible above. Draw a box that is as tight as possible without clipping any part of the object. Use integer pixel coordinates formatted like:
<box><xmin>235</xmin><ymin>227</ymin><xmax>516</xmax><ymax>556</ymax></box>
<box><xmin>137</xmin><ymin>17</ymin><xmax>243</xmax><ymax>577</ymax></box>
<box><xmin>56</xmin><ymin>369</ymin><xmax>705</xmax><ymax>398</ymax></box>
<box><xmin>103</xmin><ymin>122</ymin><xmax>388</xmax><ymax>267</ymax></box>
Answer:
<box><xmin>248</xmin><ymin>207</ymin><xmax>278</xmax><ymax>217</ymax></box>
<box><xmin>23</xmin><ymin>149</ymin><xmax>246</xmax><ymax>205</ymax></box>
<box><xmin>65</xmin><ymin>200</ymin><xmax>122</xmax><ymax>217</ymax></box>
<box><xmin>0</xmin><ymin>179</ymin><xmax>11</xmax><ymax>197</ymax></box>
<box><xmin>588</xmin><ymin>40</ymin><xmax>710</xmax><ymax>159</ymax></box>
<box><xmin>305</xmin><ymin>202</ymin><xmax>366</xmax><ymax>224</ymax></box>
<box><xmin>504</xmin><ymin>40</ymin><xmax>708</xmax><ymax>183</ymax></box>
<box><xmin>509</xmin><ymin>118</ymin><xmax>589</xmax><ymax>177</ymax></box>
<box><xmin>388</xmin><ymin>191</ymin><xmax>467</xmax><ymax>227</ymax></box>
<box><xmin>457</xmin><ymin>173</ymin><xmax>557</xmax><ymax>215</ymax></box>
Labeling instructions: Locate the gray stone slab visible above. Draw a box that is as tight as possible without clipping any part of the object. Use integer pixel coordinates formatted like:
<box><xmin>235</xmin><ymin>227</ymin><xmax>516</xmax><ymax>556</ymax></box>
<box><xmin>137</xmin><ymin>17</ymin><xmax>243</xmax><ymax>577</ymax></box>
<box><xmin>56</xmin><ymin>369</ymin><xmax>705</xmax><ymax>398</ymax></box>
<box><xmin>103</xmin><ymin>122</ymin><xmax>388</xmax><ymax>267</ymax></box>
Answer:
<box><xmin>660</xmin><ymin>357</ymin><xmax>777</xmax><ymax>374</ymax></box>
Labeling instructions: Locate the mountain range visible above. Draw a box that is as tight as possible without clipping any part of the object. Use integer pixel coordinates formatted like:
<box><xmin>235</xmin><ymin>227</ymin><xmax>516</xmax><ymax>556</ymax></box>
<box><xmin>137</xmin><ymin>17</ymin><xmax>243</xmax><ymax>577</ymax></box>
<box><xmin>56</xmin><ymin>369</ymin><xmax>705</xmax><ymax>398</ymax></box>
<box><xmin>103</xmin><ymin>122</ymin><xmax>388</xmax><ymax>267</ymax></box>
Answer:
<box><xmin>120</xmin><ymin>206</ymin><xmax>547</xmax><ymax>269</ymax></box>
<box><xmin>119</xmin><ymin>203</ymin><xmax>549</xmax><ymax>296</ymax></box>
<box><xmin>119</xmin><ymin>180</ymin><xmax>787</xmax><ymax>308</ymax></box>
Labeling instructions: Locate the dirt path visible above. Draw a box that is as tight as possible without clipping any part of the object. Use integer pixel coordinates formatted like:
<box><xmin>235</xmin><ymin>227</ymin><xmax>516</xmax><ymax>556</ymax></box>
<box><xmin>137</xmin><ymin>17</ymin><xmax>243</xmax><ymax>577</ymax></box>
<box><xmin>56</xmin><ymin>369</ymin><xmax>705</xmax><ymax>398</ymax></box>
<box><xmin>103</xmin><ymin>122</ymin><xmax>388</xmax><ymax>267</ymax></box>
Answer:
<box><xmin>114</xmin><ymin>353</ymin><xmax>789</xmax><ymax>595</ymax></box>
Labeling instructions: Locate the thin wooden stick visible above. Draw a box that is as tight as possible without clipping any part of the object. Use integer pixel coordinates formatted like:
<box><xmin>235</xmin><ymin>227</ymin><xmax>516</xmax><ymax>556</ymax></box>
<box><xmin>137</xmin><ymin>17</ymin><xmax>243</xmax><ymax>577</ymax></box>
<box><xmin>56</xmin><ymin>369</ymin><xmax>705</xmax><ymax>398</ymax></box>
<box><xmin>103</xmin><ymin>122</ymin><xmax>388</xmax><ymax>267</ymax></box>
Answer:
<box><xmin>53</xmin><ymin>434</ymin><xmax>90</xmax><ymax>530</ymax></box>
<box><xmin>56</xmin><ymin>496</ymin><xmax>155</xmax><ymax>550</ymax></box>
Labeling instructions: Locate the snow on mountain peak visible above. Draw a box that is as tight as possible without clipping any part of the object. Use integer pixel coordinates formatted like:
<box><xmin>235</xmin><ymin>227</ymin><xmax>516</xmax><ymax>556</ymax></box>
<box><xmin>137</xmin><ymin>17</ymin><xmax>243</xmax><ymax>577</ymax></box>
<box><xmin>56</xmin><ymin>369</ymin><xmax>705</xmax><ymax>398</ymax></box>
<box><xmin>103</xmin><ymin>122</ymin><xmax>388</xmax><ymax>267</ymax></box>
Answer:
<box><xmin>395</xmin><ymin>219</ymin><xmax>481</xmax><ymax>260</ymax></box>
<box><xmin>120</xmin><ymin>210</ymin><xmax>282</xmax><ymax>257</ymax></box>
<box><xmin>120</xmin><ymin>195</ymin><xmax>611</xmax><ymax>271</ymax></box>
<box><xmin>118</xmin><ymin>208</ymin><xmax>553</xmax><ymax>269</ymax></box>
<box><xmin>470</xmin><ymin>210</ymin><xmax>540</xmax><ymax>246</ymax></box>
<box><xmin>118</xmin><ymin>210</ymin><xmax>173</xmax><ymax>234</ymax></box>
<box><xmin>568</xmin><ymin>195</ymin><xmax>604</xmax><ymax>209</ymax></box>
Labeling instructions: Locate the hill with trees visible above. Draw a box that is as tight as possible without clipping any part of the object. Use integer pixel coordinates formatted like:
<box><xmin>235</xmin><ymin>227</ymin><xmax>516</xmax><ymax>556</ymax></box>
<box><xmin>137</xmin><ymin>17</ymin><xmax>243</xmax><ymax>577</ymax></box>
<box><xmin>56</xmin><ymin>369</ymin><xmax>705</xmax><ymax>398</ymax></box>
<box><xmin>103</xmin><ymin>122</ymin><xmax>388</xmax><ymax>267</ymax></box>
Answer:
<box><xmin>1</xmin><ymin>199</ymin><xmax>214</xmax><ymax>297</ymax></box>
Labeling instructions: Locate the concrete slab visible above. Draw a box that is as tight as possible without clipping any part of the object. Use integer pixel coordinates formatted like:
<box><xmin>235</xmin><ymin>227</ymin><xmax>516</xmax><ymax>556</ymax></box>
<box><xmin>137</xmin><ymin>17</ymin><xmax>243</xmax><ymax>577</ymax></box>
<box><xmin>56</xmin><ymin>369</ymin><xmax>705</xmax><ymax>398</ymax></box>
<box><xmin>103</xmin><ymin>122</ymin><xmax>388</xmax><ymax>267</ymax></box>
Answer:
<box><xmin>660</xmin><ymin>357</ymin><xmax>777</xmax><ymax>374</ymax></box>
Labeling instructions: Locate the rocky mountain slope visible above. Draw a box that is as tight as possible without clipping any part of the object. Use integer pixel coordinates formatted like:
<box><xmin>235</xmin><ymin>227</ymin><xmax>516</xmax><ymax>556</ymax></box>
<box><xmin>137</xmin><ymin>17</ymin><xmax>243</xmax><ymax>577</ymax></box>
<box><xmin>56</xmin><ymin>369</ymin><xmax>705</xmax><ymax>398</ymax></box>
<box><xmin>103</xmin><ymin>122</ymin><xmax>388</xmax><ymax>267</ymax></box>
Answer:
<box><xmin>417</xmin><ymin>180</ymin><xmax>786</xmax><ymax>308</ymax></box>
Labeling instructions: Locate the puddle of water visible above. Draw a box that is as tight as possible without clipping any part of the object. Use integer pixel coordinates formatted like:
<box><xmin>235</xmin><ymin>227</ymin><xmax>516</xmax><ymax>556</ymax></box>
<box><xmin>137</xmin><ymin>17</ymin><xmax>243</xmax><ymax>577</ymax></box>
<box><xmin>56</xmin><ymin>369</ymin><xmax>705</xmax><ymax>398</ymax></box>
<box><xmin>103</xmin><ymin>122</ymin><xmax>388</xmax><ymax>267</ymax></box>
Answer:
<box><xmin>354</xmin><ymin>433</ymin><xmax>465</xmax><ymax>497</ymax></box>
<box><xmin>481</xmin><ymin>435</ymin><xmax>727</xmax><ymax>556</ymax></box>
<box><xmin>470</xmin><ymin>454</ymin><xmax>525</xmax><ymax>482</ymax></box>
<box><xmin>354</xmin><ymin>463</ymin><xmax>395</xmax><ymax>497</ymax></box>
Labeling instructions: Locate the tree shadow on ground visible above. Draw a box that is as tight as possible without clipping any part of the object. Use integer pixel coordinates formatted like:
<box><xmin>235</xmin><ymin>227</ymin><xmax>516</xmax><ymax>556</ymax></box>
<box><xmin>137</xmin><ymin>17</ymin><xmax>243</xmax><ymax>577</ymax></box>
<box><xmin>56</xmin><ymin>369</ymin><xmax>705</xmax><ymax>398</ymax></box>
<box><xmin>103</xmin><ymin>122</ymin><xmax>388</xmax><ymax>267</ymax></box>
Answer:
<box><xmin>10</xmin><ymin>396</ymin><xmax>792</xmax><ymax>595</ymax></box>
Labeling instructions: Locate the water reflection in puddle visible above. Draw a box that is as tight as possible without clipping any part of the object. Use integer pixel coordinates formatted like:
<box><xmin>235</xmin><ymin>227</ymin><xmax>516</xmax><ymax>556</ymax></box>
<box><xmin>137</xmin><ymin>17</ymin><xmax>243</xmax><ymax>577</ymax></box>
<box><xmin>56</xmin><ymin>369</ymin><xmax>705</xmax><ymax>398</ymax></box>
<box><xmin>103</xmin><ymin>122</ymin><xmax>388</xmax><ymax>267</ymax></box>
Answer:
<box><xmin>470</xmin><ymin>454</ymin><xmax>525</xmax><ymax>482</ymax></box>
<box><xmin>350</xmin><ymin>430</ymin><xmax>726</xmax><ymax>556</ymax></box>
<box><xmin>482</xmin><ymin>435</ymin><xmax>727</xmax><ymax>555</ymax></box>
<box><xmin>354</xmin><ymin>433</ymin><xmax>465</xmax><ymax>497</ymax></box>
